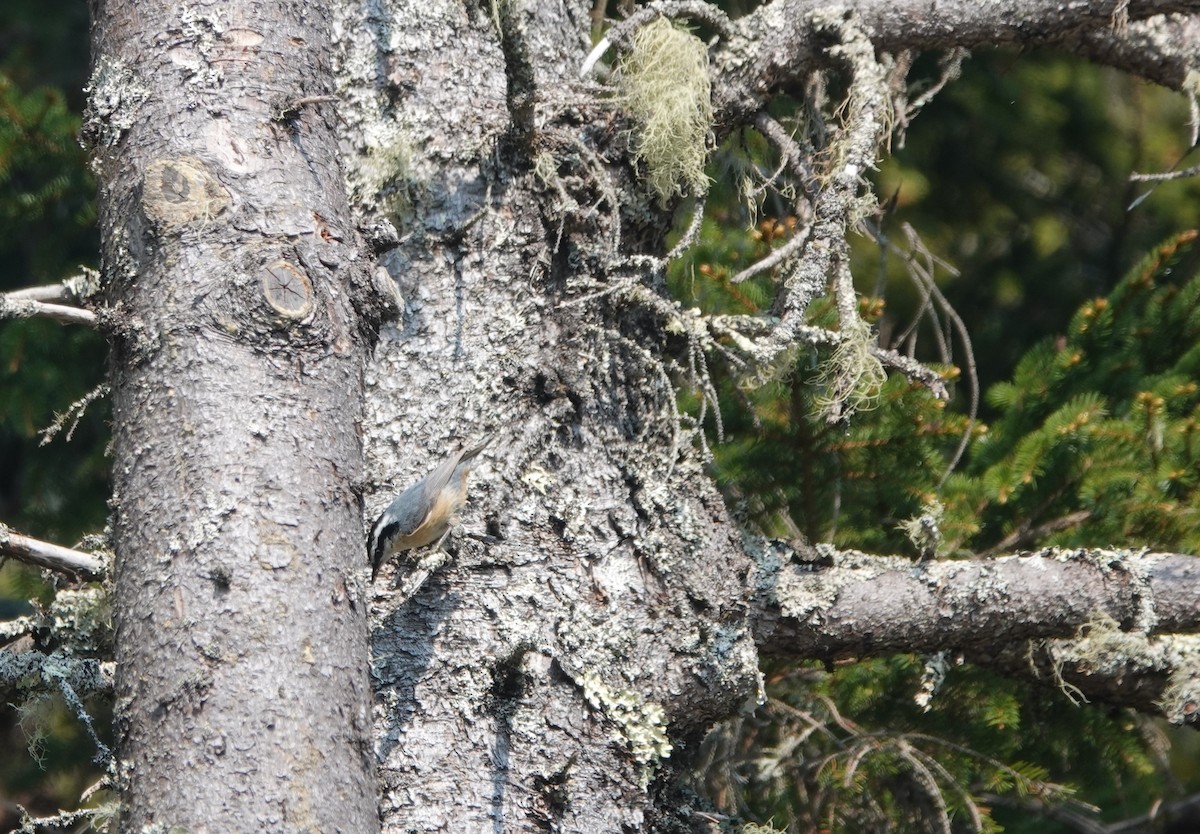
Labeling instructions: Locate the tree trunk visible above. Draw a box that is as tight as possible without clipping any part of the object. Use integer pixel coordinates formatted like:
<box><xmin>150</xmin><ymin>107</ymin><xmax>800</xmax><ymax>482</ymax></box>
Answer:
<box><xmin>87</xmin><ymin>0</ymin><xmax>378</xmax><ymax>830</ymax></box>
<box><xmin>336</xmin><ymin>2</ymin><xmax>762</xmax><ymax>830</ymax></box>
<box><xmin>75</xmin><ymin>0</ymin><xmax>1200</xmax><ymax>830</ymax></box>
<box><xmin>334</xmin><ymin>1</ymin><xmax>1200</xmax><ymax>832</ymax></box>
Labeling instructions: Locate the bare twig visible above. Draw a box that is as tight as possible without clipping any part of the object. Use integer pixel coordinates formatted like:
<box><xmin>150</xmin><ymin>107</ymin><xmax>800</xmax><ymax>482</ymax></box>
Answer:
<box><xmin>44</xmin><ymin>660</ymin><xmax>112</xmax><ymax>763</ymax></box>
<box><xmin>7</xmin><ymin>286</ymin><xmax>74</xmax><ymax>302</ymax></box>
<box><xmin>869</xmin><ymin>347</ymin><xmax>949</xmax><ymax>400</ymax></box>
<box><xmin>899</xmin><ymin>224</ymin><xmax>978</xmax><ymax>485</ymax></box>
<box><xmin>1130</xmin><ymin>160</ymin><xmax>1200</xmax><ymax>182</ymax></box>
<box><xmin>40</xmin><ymin>383</ymin><xmax>111</xmax><ymax>446</ymax></box>
<box><xmin>5</xmin><ymin>269</ymin><xmax>100</xmax><ymax>303</ymax></box>
<box><xmin>753</xmin><ymin>111</ymin><xmax>820</xmax><ymax>198</ymax></box>
<box><xmin>865</xmin><ymin>222</ymin><xmax>978</xmax><ymax>482</ymax></box>
<box><xmin>762</xmin><ymin>12</ymin><xmax>888</xmax><ymax>358</ymax></box>
<box><xmin>726</xmin><ymin>113</ymin><xmax>821</xmax><ymax>286</ymax></box>
<box><xmin>542</xmin><ymin>127</ymin><xmax>624</xmax><ymax>262</ymax></box>
<box><xmin>1107</xmin><ymin>791</ymin><xmax>1200</xmax><ymax>833</ymax></box>
<box><xmin>666</xmin><ymin>195</ymin><xmax>707</xmax><ymax>261</ymax></box>
<box><xmin>730</xmin><ymin>225</ymin><xmax>812</xmax><ymax>284</ymax></box>
<box><xmin>0</xmin><ymin>297</ymin><xmax>97</xmax><ymax>326</ymax></box>
<box><xmin>978</xmin><ymin>510</ymin><xmax>1092</xmax><ymax>558</ymax></box>
<box><xmin>0</xmin><ymin>524</ymin><xmax>107</xmax><ymax>581</ymax></box>
<box><xmin>729</xmin><ymin>113</ymin><xmax>819</xmax><ymax>285</ymax></box>
<box><xmin>894</xmin><ymin>48</ymin><xmax>968</xmax><ymax>145</ymax></box>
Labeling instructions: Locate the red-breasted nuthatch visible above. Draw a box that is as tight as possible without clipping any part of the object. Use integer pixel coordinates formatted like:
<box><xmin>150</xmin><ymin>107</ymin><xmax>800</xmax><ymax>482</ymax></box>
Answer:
<box><xmin>367</xmin><ymin>438</ymin><xmax>490</xmax><ymax>582</ymax></box>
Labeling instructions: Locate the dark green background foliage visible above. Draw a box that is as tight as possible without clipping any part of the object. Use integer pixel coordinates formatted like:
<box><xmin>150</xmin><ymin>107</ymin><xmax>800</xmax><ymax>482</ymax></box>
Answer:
<box><xmin>1</xmin><ymin>1</ymin><xmax>111</xmax><ymax>825</ymax></box>
<box><xmin>672</xmin><ymin>37</ymin><xmax>1195</xmax><ymax>830</ymax></box>
<box><xmin>0</xmin><ymin>0</ymin><xmax>106</xmax><ymax>548</ymax></box>
<box><xmin>3</xmin><ymin>3</ymin><xmax>1200</xmax><ymax>831</ymax></box>
<box><xmin>672</xmin><ymin>45</ymin><xmax>1199</xmax><ymax>834</ymax></box>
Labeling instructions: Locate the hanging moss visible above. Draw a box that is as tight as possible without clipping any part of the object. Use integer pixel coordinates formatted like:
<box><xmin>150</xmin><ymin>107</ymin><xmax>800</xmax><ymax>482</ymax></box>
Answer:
<box><xmin>614</xmin><ymin>18</ymin><xmax>713</xmax><ymax>204</ymax></box>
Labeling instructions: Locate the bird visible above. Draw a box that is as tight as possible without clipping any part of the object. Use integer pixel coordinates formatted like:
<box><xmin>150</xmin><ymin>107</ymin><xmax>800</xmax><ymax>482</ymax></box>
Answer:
<box><xmin>367</xmin><ymin>437</ymin><xmax>490</xmax><ymax>582</ymax></box>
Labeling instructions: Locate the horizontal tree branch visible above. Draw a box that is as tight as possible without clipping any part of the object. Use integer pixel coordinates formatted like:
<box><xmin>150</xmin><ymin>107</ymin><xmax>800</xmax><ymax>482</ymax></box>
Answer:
<box><xmin>0</xmin><ymin>524</ymin><xmax>107</xmax><ymax>581</ymax></box>
<box><xmin>754</xmin><ymin>545</ymin><xmax>1200</xmax><ymax>656</ymax></box>
<box><xmin>974</xmin><ymin>630</ymin><xmax>1200</xmax><ymax>724</ymax></box>
<box><xmin>4</xmin><ymin>270</ymin><xmax>99</xmax><ymax>303</ymax></box>
<box><xmin>752</xmin><ymin>544</ymin><xmax>1200</xmax><ymax>720</ymax></box>
<box><xmin>1</xmin><ymin>271</ymin><xmax>101</xmax><ymax>326</ymax></box>
<box><xmin>0</xmin><ymin>650</ymin><xmax>114</xmax><ymax>701</ymax></box>
<box><xmin>0</xmin><ymin>296</ymin><xmax>97</xmax><ymax>326</ymax></box>
<box><xmin>712</xmin><ymin>1</ymin><xmax>1200</xmax><ymax>129</ymax></box>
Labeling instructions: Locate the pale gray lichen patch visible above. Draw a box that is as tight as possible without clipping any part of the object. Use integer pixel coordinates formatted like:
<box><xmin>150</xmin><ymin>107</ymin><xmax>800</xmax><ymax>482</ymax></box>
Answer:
<box><xmin>1</xmin><ymin>590</ymin><xmax>115</xmax><ymax>672</ymax></box>
<box><xmin>709</xmin><ymin>621</ymin><xmax>763</xmax><ymax>704</ymax></box>
<box><xmin>773</xmin><ymin>547</ymin><xmax>888</xmax><ymax>623</ymax></box>
<box><xmin>744</xmin><ymin>534</ymin><xmax>786</xmax><ymax>595</ymax></box>
<box><xmin>520</xmin><ymin>463</ymin><xmax>554</xmax><ymax>495</ymax></box>
<box><xmin>1042</xmin><ymin>616</ymin><xmax>1200</xmax><ymax>719</ymax></box>
<box><xmin>1160</xmin><ymin>659</ymin><xmax>1200</xmax><ymax>724</ymax></box>
<box><xmin>664</xmin><ymin>489</ymin><xmax>703</xmax><ymax>546</ymax></box>
<box><xmin>173</xmin><ymin>6</ymin><xmax>228</xmax><ymax>89</ymax></box>
<box><xmin>1072</xmin><ymin>614</ymin><xmax>1153</xmax><ymax>675</ymax></box>
<box><xmin>577</xmin><ymin>669</ymin><xmax>673</xmax><ymax>774</ymax></box>
<box><xmin>48</xmin><ymin>587</ymin><xmax>114</xmax><ymax>656</ymax></box>
<box><xmin>775</xmin><ymin>568</ymin><xmax>842</xmax><ymax>623</ymax></box>
<box><xmin>556</xmin><ymin>613</ymin><xmax>638</xmax><ymax>674</ymax></box>
<box><xmin>165</xmin><ymin>493</ymin><xmax>237</xmax><ymax>562</ymax></box>
<box><xmin>1053</xmin><ymin>547</ymin><xmax>1158</xmax><ymax>631</ymax></box>
<box><xmin>84</xmin><ymin>55</ymin><xmax>151</xmax><ymax>150</ymax></box>
<box><xmin>555</xmin><ymin>615</ymin><xmax>672</xmax><ymax>779</ymax></box>
<box><xmin>630</xmin><ymin>484</ymin><xmax>707</xmax><ymax>578</ymax></box>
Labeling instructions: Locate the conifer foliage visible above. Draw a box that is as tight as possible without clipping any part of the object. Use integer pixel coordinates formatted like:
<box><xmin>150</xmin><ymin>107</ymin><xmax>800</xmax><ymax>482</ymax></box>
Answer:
<box><xmin>684</xmin><ymin>227</ymin><xmax>1200</xmax><ymax>831</ymax></box>
<box><xmin>952</xmin><ymin>230</ymin><xmax>1200</xmax><ymax>556</ymax></box>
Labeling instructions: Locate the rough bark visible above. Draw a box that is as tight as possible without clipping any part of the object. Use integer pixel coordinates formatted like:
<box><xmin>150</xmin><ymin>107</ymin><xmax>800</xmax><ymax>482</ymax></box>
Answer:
<box><xmin>755</xmin><ymin>545</ymin><xmax>1200</xmax><ymax>720</ymax></box>
<box><xmin>331</xmin><ymin>1</ymin><xmax>1200</xmax><ymax>832</ymax></box>
<box><xmin>62</xmin><ymin>0</ymin><xmax>1200</xmax><ymax>831</ymax></box>
<box><xmin>335</xmin><ymin>2</ymin><xmax>760</xmax><ymax>831</ymax></box>
<box><xmin>713</xmin><ymin>1</ymin><xmax>1200</xmax><ymax>127</ymax></box>
<box><xmin>754</xmin><ymin>547</ymin><xmax>1200</xmax><ymax>660</ymax></box>
<box><xmin>87</xmin><ymin>0</ymin><xmax>377</xmax><ymax>830</ymax></box>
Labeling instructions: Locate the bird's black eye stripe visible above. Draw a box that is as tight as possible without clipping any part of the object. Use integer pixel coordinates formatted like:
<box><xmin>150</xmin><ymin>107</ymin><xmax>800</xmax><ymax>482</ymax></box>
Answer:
<box><xmin>370</xmin><ymin>519</ymin><xmax>401</xmax><ymax>565</ymax></box>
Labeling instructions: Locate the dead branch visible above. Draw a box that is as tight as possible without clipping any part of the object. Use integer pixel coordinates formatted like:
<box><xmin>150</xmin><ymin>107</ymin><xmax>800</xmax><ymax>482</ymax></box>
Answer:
<box><xmin>712</xmin><ymin>2</ymin><xmax>1200</xmax><ymax>129</ymax></box>
<box><xmin>0</xmin><ymin>524</ymin><xmax>107</xmax><ymax>581</ymax></box>
<box><xmin>0</xmin><ymin>296</ymin><xmax>97</xmax><ymax>326</ymax></box>
<box><xmin>752</xmin><ymin>542</ymin><xmax>1200</xmax><ymax>722</ymax></box>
